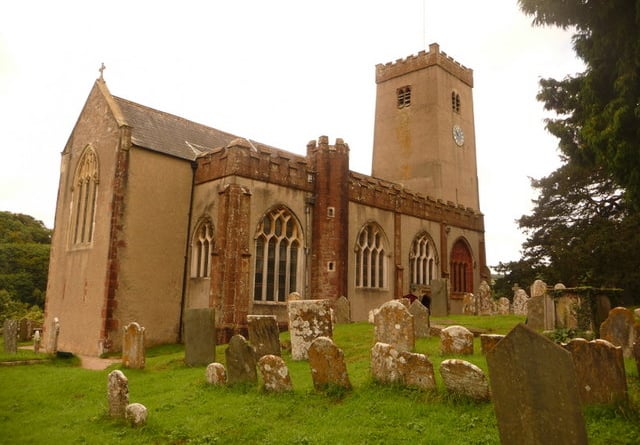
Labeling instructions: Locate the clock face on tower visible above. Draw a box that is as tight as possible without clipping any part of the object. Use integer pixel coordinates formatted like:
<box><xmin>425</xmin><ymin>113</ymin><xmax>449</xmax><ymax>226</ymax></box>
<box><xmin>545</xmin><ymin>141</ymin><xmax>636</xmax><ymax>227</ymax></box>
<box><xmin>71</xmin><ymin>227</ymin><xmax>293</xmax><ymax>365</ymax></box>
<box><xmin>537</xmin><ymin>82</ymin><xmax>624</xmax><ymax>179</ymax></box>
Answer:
<box><xmin>452</xmin><ymin>124</ymin><xmax>464</xmax><ymax>146</ymax></box>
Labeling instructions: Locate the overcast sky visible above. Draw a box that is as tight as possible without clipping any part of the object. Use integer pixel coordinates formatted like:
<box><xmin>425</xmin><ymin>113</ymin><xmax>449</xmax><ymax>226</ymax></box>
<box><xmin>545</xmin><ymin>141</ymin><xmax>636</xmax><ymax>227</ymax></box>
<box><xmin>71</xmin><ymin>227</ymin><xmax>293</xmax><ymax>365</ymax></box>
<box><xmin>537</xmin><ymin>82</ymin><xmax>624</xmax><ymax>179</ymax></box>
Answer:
<box><xmin>0</xmin><ymin>1</ymin><xmax>584</xmax><ymax>267</ymax></box>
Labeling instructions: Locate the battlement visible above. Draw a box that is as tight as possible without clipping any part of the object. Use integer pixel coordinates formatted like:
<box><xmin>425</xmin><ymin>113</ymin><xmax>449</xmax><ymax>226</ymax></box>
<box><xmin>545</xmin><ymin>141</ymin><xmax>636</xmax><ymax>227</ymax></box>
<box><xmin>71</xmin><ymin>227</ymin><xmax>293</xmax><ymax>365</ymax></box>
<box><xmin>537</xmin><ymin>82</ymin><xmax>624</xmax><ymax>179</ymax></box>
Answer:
<box><xmin>375</xmin><ymin>43</ymin><xmax>473</xmax><ymax>87</ymax></box>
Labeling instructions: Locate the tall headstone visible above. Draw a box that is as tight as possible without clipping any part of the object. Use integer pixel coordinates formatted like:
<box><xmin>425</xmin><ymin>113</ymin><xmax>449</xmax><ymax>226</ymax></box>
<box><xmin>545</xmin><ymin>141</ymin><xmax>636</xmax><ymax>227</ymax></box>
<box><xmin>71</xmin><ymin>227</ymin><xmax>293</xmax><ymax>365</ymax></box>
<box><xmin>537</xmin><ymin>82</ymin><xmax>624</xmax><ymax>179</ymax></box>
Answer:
<box><xmin>247</xmin><ymin>315</ymin><xmax>281</xmax><ymax>358</ymax></box>
<box><xmin>183</xmin><ymin>308</ymin><xmax>216</xmax><ymax>366</ymax></box>
<box><xmin>462</xmin><ymin>293</ymin><xmax>477</xmax><ymax>315</ymax></box>
<box><xmin>600</xmin><ymin>307</ymin><xmax>637</xmax><ymax>358</ymax></box>
<box><xmin>374</xmin><ymin>300</ymin><xmax>415</xmax><ymax>352</ymax></box>
<box><xmin>477</xmin><ymin>280</ymin><xmax>493</xmax><ymax>315</ymax></box>
<box><xmin>429</xmin><ymin>279</ymin><xmax>449</xmax><ymax>317</ymax></box>
<box><xmin>439</xmin><ymin>359</ymin><xmax>490</xmax><ymax>401</ymax></box>
<box><xmin>3</xmin><ymin>319</ymin><xmax>18</xmax><ymax>353</ymax></box>
<box><xmin>512</xmin><ymin>288</ymin><xmax>529</xmax><ymax>316</ymax></box>
<box><xmin>564</xmin><ymin>338</ymin><xmax>627</xmax><ymax>406</ymax></box>
<box><xmin>257</xmin><ymin>354</ymin><xmax>293</xmax><ymax>392</ymax></box>
<box><xmin>47</xmin><ymin>317</ymin><xmax>60</xmax><ymax>354</ymax></box>
<box><xmin>107</xmin><ymin>370</ymin><xmax>129</xmax><ymax>418</ymax></box>
<box><xmin>409</xmin><ymin>300</ymin><xmax>430</xmax><ymax>338</ymax></box>
<box><xmin>287</xmin><ymin>299</ymin><xmax>333</xmax><ymax>360</ymax></box>
<box><xmin>122</xmin><ymin>322</ymin><xmax>145</xmax><ymax>369</ymax></box>
<box><xmin>334</xmin><ymin>296</ymin><xmax>351</xmax><ymax>324</ymax></box>
<box><xmin>225</xmin><ymin>334</ymin><xmax>257</xmax><ymax>385</ymax></box>
<box><xmin>308</xmin><ymin>336</ymin><xmax>351</xmax><ymax>391</ymax></box>
<box><xmin>18</xmin><ymin>318</ymin><xmax>30</xmax><ymax>341</ymax></box>
<box><xmin>33</xmin><ymin>329</ymin><xmax>41</xmax><ymax>354</ymax></box>
<box><xmin>486</xmin><ymin>324</ymin><xmax>587</xmax><ymax>445</ymax></box>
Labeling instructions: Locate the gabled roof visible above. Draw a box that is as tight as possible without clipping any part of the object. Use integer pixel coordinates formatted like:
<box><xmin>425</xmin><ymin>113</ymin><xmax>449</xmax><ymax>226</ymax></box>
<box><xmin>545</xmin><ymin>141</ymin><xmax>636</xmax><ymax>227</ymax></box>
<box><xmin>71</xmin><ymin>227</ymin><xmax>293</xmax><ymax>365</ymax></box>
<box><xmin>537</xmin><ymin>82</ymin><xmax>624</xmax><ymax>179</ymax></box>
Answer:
<box><xmin>112</xmin><ymin>95</ymin><xmax>241</xmax><ymax>161</ymax></box>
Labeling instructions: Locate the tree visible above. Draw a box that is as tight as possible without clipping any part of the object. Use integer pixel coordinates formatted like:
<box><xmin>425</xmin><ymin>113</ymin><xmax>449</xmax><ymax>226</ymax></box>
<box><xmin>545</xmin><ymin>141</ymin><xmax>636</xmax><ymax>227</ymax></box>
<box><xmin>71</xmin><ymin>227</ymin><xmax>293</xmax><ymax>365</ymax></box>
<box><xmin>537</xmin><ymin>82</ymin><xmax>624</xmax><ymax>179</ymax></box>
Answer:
<box><xmin>518</xmin><ymin>0</ymin><xmax>640</xmax><ymax>207</ymax></box>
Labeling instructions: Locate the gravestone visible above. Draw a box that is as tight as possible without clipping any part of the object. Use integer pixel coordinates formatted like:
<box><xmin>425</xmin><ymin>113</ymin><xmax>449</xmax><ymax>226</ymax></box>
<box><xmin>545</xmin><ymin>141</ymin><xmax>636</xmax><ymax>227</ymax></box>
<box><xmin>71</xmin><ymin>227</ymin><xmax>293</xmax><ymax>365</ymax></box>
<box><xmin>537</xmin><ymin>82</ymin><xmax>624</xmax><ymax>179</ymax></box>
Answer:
<box><xmin>480</xmin><ymin>334</ymin><xmax>504</xmax><ymax>354</ymax></box>
<box><xmin>496</xmin><ymin>297</ymin><xmax>510</xmax><ymax>315</ymax></box>
<box><xmin>257</xmin><ymin>354</ymin><xmax>293</xmax><ymax>392</ymax></box>
<box><xmin>486</xmin><ymin>324</ymin><xmax>587</xmax><ymax>445</ymax></box>
<box><xmin>47</xmin><ymin>317</ymin><xmax>60</xmax><ymax>354</ymax></box>
<box><xmin>225</xmin><ymin>334</ymin><xmax>257</xmax><ymax>385</ymax></box>
<box><xmin>205</xmin><ymin>363</ymin><xmax>227</xmax><ymax>386</ymax></box>
<box><xmin>18</xmin><ymin>318</ymin><xmax>30</xmax><ymax>341</ymax></box>
<box><xmin>440</xmin><ymin>325</ymin><xmax>474</xmax><ymax>355</ymax></box>
<box><xmin>477</xmin><ymin>280</ymin><xmax>493</xmax><ymax>315</ymax></box>
<box><xmin>125</xmin><ymin>403</ymin><xmax>148</xmax><ymax>427</ymax></box>
<box><xmin>555</xmin><ymin>294</ymin><xmax>578</xmax><ymax>330</ymax></box>
<box><xmin>462</xmin><ymin>293</ymin><xmax>477</xmax><ymax>315</ymax></box>
<box><xmin>334</xmin><ymin>296</ymin><xmax>351</xmax><ymax>324</ymax></box>
<box><xmin>287</xmin><ymin>299</ymin><xmax>333</xmax><ymax>360</ymax></box>
<box><xmin>430</xmin><ymin>279</ymin><xmax>449</xmax><ymax>317</ymax></box>
<box><xmin>374</xmin><ymin>300</ymin><xmax>415</xmax><ymax>352</ymax></box>
<box><xmin>122</xmin><ymin>322</ymin><xmax>145</xmax><ymax>369</ymax></box>
<box><xmin>3</xmin><ymin>319</ymin><xmax>18</xmax><ymax>353</ymax></box>
<box><xmin>439</xmin><ymin>359</ymin><xmax>490</xmax><ymax>401</ymax></box>
<box><xmin>247</xmin><ymin>315</ymin><xmax>281</xmax><ymax>358</ymax></box>
<box><xmin>33</xmin><ymin>329</ymin><xmax>41</xmax><ymax>353</ymax></box>
<box><xmin>564</xmin><ymin>338</ymin><xmax>627</xmax><ymax>405</ymax></box>
<box><xmin>512</xmin><ymin>288</ymin><xmax>529</xmax><ymax>315</ymax></box>
<box><xmin>600</xmin><ymin>307</ymin><xmax>637</xmax><ymax>358</ymax></box>
<box><xmin>308</xmin><ymin>336</ymin><xmax>351</xmax><ymax>391</ymax></box>
<box><xmin>370</xmin><ymin>342</ymin><xmax>435</xmax><ymax>390</ymax></box>
<box><xmin>108</xmin><ymin>370</ymin><xmax>129</xmax><ymax>418</ymax></box>
<box><xmin>409</xmin><ymin>300</ymin><xmax>430</xmax><ymax>338</ymax></box>
<box><xmin>183</xmin><ymin>308</ymin><xmax>216</xmax><ymax>366</ymax></box>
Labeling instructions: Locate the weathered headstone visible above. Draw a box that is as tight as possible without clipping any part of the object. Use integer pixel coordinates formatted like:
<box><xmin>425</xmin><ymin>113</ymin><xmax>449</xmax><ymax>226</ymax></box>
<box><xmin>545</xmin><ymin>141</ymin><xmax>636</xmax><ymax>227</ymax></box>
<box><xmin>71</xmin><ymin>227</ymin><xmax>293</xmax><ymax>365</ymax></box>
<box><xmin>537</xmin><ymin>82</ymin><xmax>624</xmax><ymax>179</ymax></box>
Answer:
<box><xmin>600</xmin><ymin>307</ymin><xmax>637</xmax><ymax>358</ymax></box>
<box><xmin>440</xmin><ymin>325</ymin><xmax>474</xmax><ymax>355</ymax></box>
<box><xmin>370</xmin><ymin>342</ymin><xmax>435</xmax><ymax>390</ymax></box>
<box><xmin>477</xmin><ymin>280</ymin><xmax>493</xmax><ymax>315</ymax></box>
<box><xmin>125</xmin><ymin>403</ymin><xmax>148</xmax><ymax>427</ymax></box>
<box><xmin>496</xmin><ymin>297</ymin><xmax>510</xmax><ymax>315</ymax></box>
<box><xmin>3</xmin><ymin>319</ymin><xmax>18</xmax><ymax>353</ymax></box>
<box><xmin>183</xmin><ymin>308</ymin><xmax>216</xmax><ymax>366</ymax></box>
<box><xmin>480</xmin><ymin>333</ymin><xmax>504</xmax><ymax>354</ymax></box>
<box><xmin>257</xmin><ymin>354</ymin><xmax>293</xmax><ymax>392</ymax></box>
<box><xmin>18</xmin><ymin>318</ymin><xmax>30</xmax><ymax>341</ymax></box>
<box><xmin>486</xmin><ymin>324</ymin><xmax>587</xmax><ymax>445</ymax></box>
<box><xmin>439</xmin><ymin>359</ymin><xmax>490</xmax><ymax>401</ymax></box>
<box><xmin>205</xmin><ymin>362</ymin><xmax>227</xmax><ymax>386</ymax></box>
<box><xmin>564</xmin><ymin>338</ymin><xmax>627</xmax><ymax>405</ymax></box>
<box><xmin>409</xmin><ymin>300</ymin><xmax>430</xmax><ymax>338</ymax></box>
<box><xmin>308</xmin><ymin>336</ymin><xmax>351</xmax><ymax>391</ymax></box>
<box><xmin>247</xmin><ymin>315</ymin><xmax>281</xmax><ymax>358</ymax></box>
<box><xmin>430</xmin><ymin>278</ymin><xmax>449</xmax><ymax>317</ymax></box>
<box><xmin>374</xmin><ymin>300</ymin><xmax>415</xmax><ymax>352</ymax></box>
<box><xmin>47</xmin><ymin>317</ymin><xmax>60</xmax><ymax>354</ymax></box>
<box><xmin>512</xmin><ymin>288</ymin><xmax>529</xmax><ymax>316</ymax></box>
<box><xmin>334</xmin><ymin>296</ymin><xmax>351</xmax><ymax>324</ymax></box>
<box><xmin>122</xmin><ymin>322</ymin><xmax>145</xmax><ymax>369</ymax></box>
<box><xmin>555</xmin><ymin>293</ymin><xmax>578</xmax><ymax>330</ymax></box>
<box><xmin>33</xmin><ymin>329</ymin><xmax>41</xmax><ymax>353</ymax></box>
<box><xmin>462</xmin><ymin>293</ymin><xmax>477</xmax><ymax>315</ymax></box>
<box><xmin>287</xmin><ymin>299</ymin><xmax>333</xmax><ymax>360</ymax></box>
<box><xmin>225</xmin><ymin>334</ymin><xmax>257</xmax><ymax>385</ymax></box>
<box><xmin>108</xmin><ymin>370</ymin><xmax>129</xmax><ymax>418</ymax></box>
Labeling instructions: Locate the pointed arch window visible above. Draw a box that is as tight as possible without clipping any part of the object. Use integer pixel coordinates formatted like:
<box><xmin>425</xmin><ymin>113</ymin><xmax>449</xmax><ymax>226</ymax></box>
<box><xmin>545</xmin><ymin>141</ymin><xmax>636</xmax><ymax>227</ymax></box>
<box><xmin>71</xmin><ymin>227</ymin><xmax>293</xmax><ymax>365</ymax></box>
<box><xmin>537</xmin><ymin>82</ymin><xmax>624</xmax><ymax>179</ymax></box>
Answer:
<box><xmin>409</xmin><ymin>232</ymin><xmax>438</xmax><ymax>286</ymax></box>
<box><xmin>70</xmin><ymin>146</ymin><xmax>99</xmax><ymax>246</ymax></box>
<box><xmin>355</xmin><ymin>222</ymin><xmax>388</xmax><ymax>289</ymax></box>
<box><xmin>253</xmin><ymin>206</ymin><xmax>304</xmax><ymax>303</ymax></box>
<box><xmin>451</xmin><ymin>91</ymin><xmax>461</xmax><ymax>113</ymax></box>
<box><xmin>450</xmin><ymin>239</ymin><xmax>473</xmax><ymax>293</ymax></box>
<box><xmin>191</xmin><ymin>219</ymin><xmax>214</xmax><ymax>278</ymax></box>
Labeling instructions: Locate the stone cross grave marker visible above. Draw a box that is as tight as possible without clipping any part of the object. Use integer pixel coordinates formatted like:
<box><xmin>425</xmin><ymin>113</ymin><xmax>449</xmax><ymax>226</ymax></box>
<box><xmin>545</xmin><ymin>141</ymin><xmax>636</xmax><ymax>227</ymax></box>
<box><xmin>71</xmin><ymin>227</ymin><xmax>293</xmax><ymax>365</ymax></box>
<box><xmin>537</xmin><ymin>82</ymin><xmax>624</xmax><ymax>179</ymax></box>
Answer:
<box><xmin>287</xmin><ymin>299</ymin><xmax>333</xmax><ymax>360</ymax></box>
<box><xmin>374</xmin><ymin>300</ymin><xmax>414</xmax><ymax>352</ymax></box>
<box><xmin>486</xmin><ymin>323</ymin><xmax>587</xmax><ymax>445</ymax></box>
<box><xmin>122</xmin><ymin>322</ymin><xmax>145</xmax><ymax>369</ymax></box>
<box><xmin>225</xmin><ymin>334</ymin><xmax>257</xmax><ymax>385</ymax></box>
<box><xmin>247</xmin><ymin>315</ymin><xmax>281</xmax><ymax>359</ymax></box>
<box><xmin>183</xmin><ymin>308</ymin><xmax>216</xmax><ymax>366</ymax></box>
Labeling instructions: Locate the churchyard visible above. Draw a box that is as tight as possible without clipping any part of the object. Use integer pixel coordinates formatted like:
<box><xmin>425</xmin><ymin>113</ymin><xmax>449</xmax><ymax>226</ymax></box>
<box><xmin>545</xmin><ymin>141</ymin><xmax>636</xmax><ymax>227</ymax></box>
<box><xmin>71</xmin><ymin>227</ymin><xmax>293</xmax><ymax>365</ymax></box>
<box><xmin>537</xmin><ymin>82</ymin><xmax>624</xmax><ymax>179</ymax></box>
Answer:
<box><xmin>1</xmin><ymin>310</ymin><xmax>640</xmax><ymax>444</ymax></box>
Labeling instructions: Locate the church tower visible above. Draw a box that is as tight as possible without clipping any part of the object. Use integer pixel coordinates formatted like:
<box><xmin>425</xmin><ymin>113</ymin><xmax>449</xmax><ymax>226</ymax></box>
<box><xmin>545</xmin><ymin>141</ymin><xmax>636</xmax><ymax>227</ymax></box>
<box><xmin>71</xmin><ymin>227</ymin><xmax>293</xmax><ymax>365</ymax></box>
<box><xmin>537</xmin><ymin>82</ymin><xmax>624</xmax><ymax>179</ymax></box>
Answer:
<box><xmin>372</xmin><ymin>43</ymin><xmax>480</xmax><ymax>211</ymax></box>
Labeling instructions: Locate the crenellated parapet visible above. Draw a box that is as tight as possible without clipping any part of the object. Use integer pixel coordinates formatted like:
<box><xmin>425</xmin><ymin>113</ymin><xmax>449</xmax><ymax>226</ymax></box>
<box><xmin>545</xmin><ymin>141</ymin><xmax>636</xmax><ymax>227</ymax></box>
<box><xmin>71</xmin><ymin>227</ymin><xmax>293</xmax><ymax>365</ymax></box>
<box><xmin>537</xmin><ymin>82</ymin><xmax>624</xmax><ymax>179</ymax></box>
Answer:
<box><xmin>195</xmin><ymin>138</ymin><xmax>314</xmax><ymax>191</ymax></box>
<box><xmin>349</xmin><ymin>171</ymin><xmax>484</xmax><ymax>231</ymax></box>
<box><xmin>375</xmin><ymin>42</ymin><xmax>473</xmax><ymax>87</ymax></box>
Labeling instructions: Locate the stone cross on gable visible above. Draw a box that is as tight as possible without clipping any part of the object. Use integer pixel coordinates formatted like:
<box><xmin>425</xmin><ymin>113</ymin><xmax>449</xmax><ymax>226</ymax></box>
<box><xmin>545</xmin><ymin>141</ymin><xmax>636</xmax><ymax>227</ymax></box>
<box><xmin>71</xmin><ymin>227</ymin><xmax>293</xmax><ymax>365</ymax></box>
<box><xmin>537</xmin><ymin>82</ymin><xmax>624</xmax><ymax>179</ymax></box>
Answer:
<box><xmin>99</xmin><ymin>63</ymin><xmax>106</xmax><ymax>80</ymax></box>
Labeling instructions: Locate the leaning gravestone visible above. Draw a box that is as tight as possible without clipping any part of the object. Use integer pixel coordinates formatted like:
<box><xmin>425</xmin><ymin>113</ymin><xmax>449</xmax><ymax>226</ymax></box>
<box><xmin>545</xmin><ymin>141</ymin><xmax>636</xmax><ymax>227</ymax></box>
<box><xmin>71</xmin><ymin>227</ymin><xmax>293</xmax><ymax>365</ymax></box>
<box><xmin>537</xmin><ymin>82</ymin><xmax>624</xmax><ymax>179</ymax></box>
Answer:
<box><xmin>287</xmin><ymin>299</ymin><xmax>333</xmax><ymax>360</ymax></box>
<box><xmin>108</xmin><ymin>370</ymin><xmax>129</xmax><ymax>418</ymax></box>
<box><xmin>247</xmin><ymin>315</ymin><xmax>281</xmax><ymax>358</ymax></box>
<box><xmin>439</xmin><ymin>359</ymin><xmax>490</xmax><ymax>401</ymax></box>
<box><xmin>409</xmin><ymin>300</ymin><xmax>430</xmax><ymax>338</ymax></box>
<box><xmin>122</xmin><ymin>322</ymin><xmax>145</xmax><ymax>369</ymax></box>
<box><xmin>374</xmin><ymin>300</ymin><xmax>415</xmax><ymax>352</ymax></box>
<box><xmin>429</xmin><ymin>278</ymin><xmax>449</xmax><ymax>317</ymax></box>
<box><xmin>564</xmin><ymin>338</ymin><xmax>627</xmax><ymax>406</ymax></box>
<box><xmin>308</xmin><ymin>336</ymin><xmax>351</xmax><ymax>391</ymax></box>
<box><xmin>183</xmin><ymin>308</ymin><xmax>216</xmax><ymax>366</ymax></box>
<box><xmin>3</xmin><ymin>319</ymin><xmax>18</xmax><ymax>353</ymax></box>
<box><xmin>257</xmin><ymin>354</ymin><xmax>293</xmax><ymax>392</ymax></box>
<box><xmin>225</xmin><ymin>334</ymin><xmax>257</xmax><ymax>385</ymax></box>
<box><xmin>487</xmin><ymin>323</ymin><xmax>587</xmax><ymax>445</ymax></box>
<box><xmin>600</xmin><ymin>307</ymin><xmax>637</xmax><ymax>358</ymax></box>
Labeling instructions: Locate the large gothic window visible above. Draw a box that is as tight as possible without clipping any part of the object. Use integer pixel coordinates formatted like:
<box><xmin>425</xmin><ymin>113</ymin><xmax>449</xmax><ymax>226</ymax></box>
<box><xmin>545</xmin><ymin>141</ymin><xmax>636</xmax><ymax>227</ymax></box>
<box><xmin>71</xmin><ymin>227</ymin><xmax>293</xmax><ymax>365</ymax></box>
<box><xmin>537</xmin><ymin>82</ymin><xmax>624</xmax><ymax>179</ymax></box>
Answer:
<box><xmin>70</xmin><ymin>146</ymin><xmax>99</xmax><ymax>246</ymax></box>
<box><xmin>355</xmin><ymin>222</ymin><xmax>388</xmax><ymax>289</ymax></box>
<box><xmin>450</xmin><ymin>239</ymin><xmax>473</xmax><ymax>293</ymax></box>
<box><xmin>409</xmin><ymin>232</ymin><xmax>438</xmax><ymax>286</ymax></box>
<box><xmin>191</xmin><ymin>219</ymin><xmax>214</xmax><ymax>278</ymax></box>
<box><xmin>253</xmin><ymin>206</ymin><xmax>303</xmax><ymax>303</ymax></box>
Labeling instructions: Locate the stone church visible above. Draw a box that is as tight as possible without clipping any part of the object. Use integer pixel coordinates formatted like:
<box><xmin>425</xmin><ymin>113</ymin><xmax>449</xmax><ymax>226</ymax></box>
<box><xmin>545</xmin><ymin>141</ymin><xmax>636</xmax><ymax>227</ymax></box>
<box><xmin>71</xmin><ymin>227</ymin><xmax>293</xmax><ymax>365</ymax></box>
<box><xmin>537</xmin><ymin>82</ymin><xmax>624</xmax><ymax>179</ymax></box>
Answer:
<box><xmin>43</xmin><ymin>43</ymin><xmax>489</xmax><ymax>356</ymax></box>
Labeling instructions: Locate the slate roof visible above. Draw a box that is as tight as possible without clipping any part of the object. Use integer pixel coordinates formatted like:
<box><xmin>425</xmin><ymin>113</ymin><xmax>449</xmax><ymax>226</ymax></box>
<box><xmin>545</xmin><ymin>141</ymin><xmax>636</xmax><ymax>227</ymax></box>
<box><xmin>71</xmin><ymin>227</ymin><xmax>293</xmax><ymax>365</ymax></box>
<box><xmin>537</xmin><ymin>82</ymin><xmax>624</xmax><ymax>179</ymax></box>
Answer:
<box><xmin>113</xmin><ymin>96</ymin><xmax>240</xmax><ymax>161</ymax></box>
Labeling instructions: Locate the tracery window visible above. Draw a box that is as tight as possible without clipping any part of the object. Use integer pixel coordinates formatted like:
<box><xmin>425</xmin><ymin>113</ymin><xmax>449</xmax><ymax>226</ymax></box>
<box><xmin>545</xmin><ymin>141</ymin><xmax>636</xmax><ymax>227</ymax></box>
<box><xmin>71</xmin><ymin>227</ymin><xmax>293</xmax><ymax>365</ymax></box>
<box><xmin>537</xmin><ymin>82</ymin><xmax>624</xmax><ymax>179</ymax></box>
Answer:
<box><xmin>397</xmin><ymin>86</ymin><xmax>412</xmax><ymax>108</ymax></box>
<box><xmin>409</xmin><ymin>232</ymin><xmax>438</xmax><ymax>286</ymax></box>
<box><xmin>253</xmin><ymin>206</ymin><xmax>303</xmax><ymax>302</ymax></box>
<box><xmin>70</xmin><ymin>146</ymin><xmax>99</xmax><ymax>246</ymax></box>
<box><xmin>191</xmin><ymin>219</ymin><xmax>214</xmax><ymax>278</ymax></box>
<box><xmin>355</xmin><ymin>222</ymin><xmax>388</xmax><ymax>289</ymax></box>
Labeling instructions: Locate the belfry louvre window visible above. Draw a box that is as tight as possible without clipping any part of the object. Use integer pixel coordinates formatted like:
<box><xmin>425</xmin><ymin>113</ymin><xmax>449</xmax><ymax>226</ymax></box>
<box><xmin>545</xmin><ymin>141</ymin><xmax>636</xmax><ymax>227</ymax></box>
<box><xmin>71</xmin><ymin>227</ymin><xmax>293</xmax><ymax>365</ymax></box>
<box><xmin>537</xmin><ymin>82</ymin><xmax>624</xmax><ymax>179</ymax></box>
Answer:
<box><xmin>397</xmin><ymin>86</ymin><xmax>411</xmax><ymax>108</ymax></box>
<box><xmin>191</xmin><ymin>219</ymin><xmax>213</xmax><ymax>278</ymax></box>
<box><xmin>70</xmin><ymin>146</ymin><xmax>99</xmax><ymax>246</ymax></box>
<box><xmin>253</xmin><ymin>206</ymin><xmax>303</xmax><ymax>302</ymax></box>
<box><xmin>355</xmin><ymin>222</ymin><xmax>388</xmax><ymax>289</ymax></box>
<box><xmin>451</xmin><ymin>91</ymin><xmax>461</xmax><ymax>113</ymax></box>
<box><xmin>409</xmin><ymin>232</ymin><xmax>437</xmax><ymax>286</ymax></box>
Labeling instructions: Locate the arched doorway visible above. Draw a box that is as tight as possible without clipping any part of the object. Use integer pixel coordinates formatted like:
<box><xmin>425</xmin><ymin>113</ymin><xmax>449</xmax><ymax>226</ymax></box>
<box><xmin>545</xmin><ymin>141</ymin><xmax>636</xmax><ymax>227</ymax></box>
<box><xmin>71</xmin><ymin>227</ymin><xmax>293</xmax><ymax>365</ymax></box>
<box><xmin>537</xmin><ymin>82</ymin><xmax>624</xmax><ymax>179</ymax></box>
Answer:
<box><xmin>450</xmin><ymin>238</ymin><xmax>473</xmax><ymax>296</ymax></box>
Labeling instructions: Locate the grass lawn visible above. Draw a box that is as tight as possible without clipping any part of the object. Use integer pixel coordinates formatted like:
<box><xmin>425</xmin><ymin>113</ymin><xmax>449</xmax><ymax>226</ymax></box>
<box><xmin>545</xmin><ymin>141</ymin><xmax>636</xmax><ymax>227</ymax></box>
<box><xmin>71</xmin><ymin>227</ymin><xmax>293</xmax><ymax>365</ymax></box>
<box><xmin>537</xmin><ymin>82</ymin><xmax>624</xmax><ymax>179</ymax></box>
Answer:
<box><xmin>0</xmin><ymin>314</ymin><xmax>639</xmax><ymax>444</ymax></box>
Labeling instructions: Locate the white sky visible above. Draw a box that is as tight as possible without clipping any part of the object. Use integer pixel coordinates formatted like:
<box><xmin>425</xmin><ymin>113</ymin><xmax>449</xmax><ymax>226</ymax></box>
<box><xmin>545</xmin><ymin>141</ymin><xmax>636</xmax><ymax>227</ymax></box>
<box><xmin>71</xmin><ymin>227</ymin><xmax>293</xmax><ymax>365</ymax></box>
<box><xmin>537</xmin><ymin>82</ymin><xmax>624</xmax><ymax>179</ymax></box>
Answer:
<box><xmin>0</xmin><ymin>1</ymin><xmax>584</xmax><ymax>268</ymax></box>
